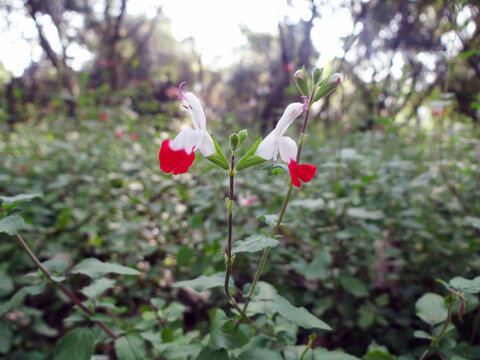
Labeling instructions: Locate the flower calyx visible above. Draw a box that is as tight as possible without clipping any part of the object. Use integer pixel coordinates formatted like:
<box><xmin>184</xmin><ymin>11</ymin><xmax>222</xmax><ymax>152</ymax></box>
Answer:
<box><xmin>206</xmin><ymin>136</ymin><xmax>230</xmax><ymax>170</ymax></box>
<box><xmin>235</xmin><ymin>138</ymin><xmax>267</xmax><ymax>171</ymax></box>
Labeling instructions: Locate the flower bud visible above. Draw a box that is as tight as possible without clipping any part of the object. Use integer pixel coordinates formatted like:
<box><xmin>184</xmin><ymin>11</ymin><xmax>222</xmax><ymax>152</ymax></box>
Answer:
<box><xmin>313</xmin><ymin>67</ymin><xmax>323</xmax><ymax>85</ymax></box>
<box><xmin>229</xmin><ymin>133</ymin><xmax>240</xmax><ymax>152</ymax></box>
<box><xmin>294</xmin><ymin>67</ymin><xmax>310</xmax><ymax>96</ymax></box>
<box><xmin>238</xmin><ymin>129</ymin><xmax>248</xmax><ymax>146</ymax></box>
<box><xmin>312</xmin><ymin>72</ymin><xmax>343</xmax><ymax>102</ymax></box>
<box><xmin>294</xmin><ymin>70</ymin><xmax>304</xmax><ymax>79</ymax></box>
<box><xmin>328</xmin><ymin>73</ymin><xmax>343</xmax><ymax>84</ymax></box>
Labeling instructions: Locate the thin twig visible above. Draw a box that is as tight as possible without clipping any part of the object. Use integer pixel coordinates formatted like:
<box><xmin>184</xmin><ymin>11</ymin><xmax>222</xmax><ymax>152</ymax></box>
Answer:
<box><xmin>15</xmin><ymin>233</ymin><xmax>119</xmax><ymax>339</ymax></box>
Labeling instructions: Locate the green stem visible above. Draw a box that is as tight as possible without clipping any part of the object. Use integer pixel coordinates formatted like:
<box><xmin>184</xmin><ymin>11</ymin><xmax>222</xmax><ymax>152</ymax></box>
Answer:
<box><xmin>432</xmin><ymin>302</ymin><xmax>453</xmax><ymax>347</ymax></box>
<box><xmin>243</xmin><ymin>95</ymin><xmax>313</xmax><ymax>314</ymax></box>
<box><xmin>224</xmin><ymin>153</ymin><xmax>235</xmax><ymax>304</ymax></box>
<box><xmin>421</xmin><ymin>294</ymin><xmax>456</xmax><ymax>359</ymax></box>
<box><xmin>243</xmin><ymin>185</ymin><xmax>293</xmax><ymax>312</ymax></box>
<box><xmin>419</xmin><ymin>349</ymin><xmax>430</xmax><ymax>360</ymax></box>
<box><xmin>299</xmin><ymin>333</ymin><xmax>316</xmax><ymax>360</ymax></box>
<box><xmin>221</xmin><ymin>155</ymin><xmax>274</xmax><ymax>337</ymax></box>
<box><xmin>15</xmin><ymin>233</ymin><xmax>119</xmax><ymax>339</ymax></box>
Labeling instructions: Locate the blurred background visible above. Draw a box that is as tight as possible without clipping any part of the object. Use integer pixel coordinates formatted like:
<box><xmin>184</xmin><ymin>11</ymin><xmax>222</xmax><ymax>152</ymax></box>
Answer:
<box><xmin>0</xmin><ymin>0</ymin><xmax>478</xmax><ymax>130</ymax></box>
<box><xmin>1</xmin><ymin>0</ymin><xmax>480</xmax><ymax>359</ymax></box>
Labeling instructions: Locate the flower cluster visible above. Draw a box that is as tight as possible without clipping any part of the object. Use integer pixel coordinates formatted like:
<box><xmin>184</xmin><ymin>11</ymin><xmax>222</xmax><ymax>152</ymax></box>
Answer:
<box><xmin>159</xmin><ymin>71</ymin><xmax>342</xmax><ymax>188</ymax></box>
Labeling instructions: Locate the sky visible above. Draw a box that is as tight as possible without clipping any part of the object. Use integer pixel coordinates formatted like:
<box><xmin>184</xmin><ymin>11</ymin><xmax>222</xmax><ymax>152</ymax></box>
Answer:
<box><xmin>0</xmin><ymin>0</ymin><xmax>353</xmax><ymax>76</ymax></box>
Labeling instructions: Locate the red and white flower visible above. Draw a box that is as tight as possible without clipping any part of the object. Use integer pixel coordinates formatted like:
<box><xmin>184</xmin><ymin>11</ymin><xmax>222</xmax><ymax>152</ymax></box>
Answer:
<box><xmin>255</xmin><ymin>101</ymin><xmax>316</xmax><ymax>188</ymax></box>
<box><xmin>159</xmin><ymin>83</ymin><xmax>215</xmax><ymax>175</ymax></box>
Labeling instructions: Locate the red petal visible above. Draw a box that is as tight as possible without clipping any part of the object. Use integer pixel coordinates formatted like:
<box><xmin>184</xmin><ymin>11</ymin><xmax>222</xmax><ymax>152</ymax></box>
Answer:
<box><xmin>288</xmin><ymin>160</ymin><xmax>316</xmax><ymax>188</ymax></box>
<box><xmin>159</xmin><ymin>140</ymin><xmax>195</xmax><ymax>174</ymax></box>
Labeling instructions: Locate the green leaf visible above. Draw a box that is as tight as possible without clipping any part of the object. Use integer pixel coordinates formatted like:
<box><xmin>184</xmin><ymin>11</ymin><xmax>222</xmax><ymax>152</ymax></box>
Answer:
<box><xmin>239</xmin><ymin>348</ymin><xmax>283</xmax><ymax>360</ymax></box>
<box><xmin>357</xmin><ymin>304</ymin><xmax>374</xmax><ymax>329</ymax></box>
<box><xmin>177</xmin><ymin>245</ymin><xmax>194</xmax><ymax>266</ymax></box>
<box><xmin>232</xmin><ymin>234</ymin><xmax>279</xmax><ymax>254</ymax></box>
<box><xmin>313</xmin><ymin>348</ymin><xmax>361</xmax><ymax>360</ymax></box>
<box><xmin>150</xmin><ymin>297</ymin><xmax>166</xmax><ymax>309</ymax></box>
<box><xmin>161</xmin><ymin>301</ymin><xmax>186</xmax><ymax>321</ymax></box>
<box><xmin>413</xmin><ymin>330</ymin><xmax>432</xmax><ymax>339</ymax></box>
<box><xmin>210</xmin><ymin>321</ymin><xmax>249</xmax><ymax>350</ymax></box>
<box><xmin>235</xmin><ymin>138</ymin><xmax>266</xmax><ymax>171</ymax></box>
<box><xmin>257</xmin><ymin>214</ymin><xmax>280</xmax><ymax>227</ymax></box>
<box><xmin>292</xmin><ymin>250</ymin><xmax>331</xmax><ymax>280</ymax></box>
<box><xmin>312</xmin><ymin>80</ymin><xmax>340</xmax><ymax>102</ymax></box>
<box><xmin>0</xmin><ymin>271</ymin><xmax>14</xmax><ymax>297</ymax></box>
<box><xmin>339</xmin><ymin>274</ymin><xmax>368</xmax><ymax>298</ymax></box>
<box><xmin>415</xmin><ymin>293</ymin><xmax>448</xmax><ymax>325</ymax></box>
<box><xmin>81</xmin><ymin>278</ymin><xmax>116</xmax><ymax>299</ymax></box>
<box><xmin>197</xmin><ymin>347</ymin><xmax>229</xmax><ymax>360</ymax></box>
<box><xmin>173</xmin><ymin>272</ymin><xmax>233</xmax><ymax>292</ymax></box>
<box><xmin>114</xmin><ymin>333</ymin><xmax>145</xmax><ymax>360</ymax></box>
<box><xmin>54</xmin><ymin>327</ymin><xmax>95</xmax><ymax>360</ymax></box>
<box><xmin>206</xmin><ymin>136</ymin><xmax>230</xmax><ymax>170</ymax></box>
<box><xmin>449</xmin><ymin>276</ymin><xmax>480</xmax><ymax>294</ymax></box>
<box><xmin>457</xmin><ymin>49</ymin><xmax>478</xmax><ymax>58</ymax></box>
<box><xmin>346</xmin><ymin>207</ymin><xmax>385</xmax><ymax>220</ymax></box>
<box><xmin>0</xmin><ymin>320</ymin><xmax>12</xmax><ymax>354</ymax></box>
<box><xmin>42</xmin><ymin>259</ymin><xmax>68</xmax><ymax>277</ymax></box>
<box><xmin>71</xmin><ymin>258</ymin><xmax>140</xmax><ymax>279</ymax></box>
<box><xmin>162</xmin><ymin>344</ymin><xmax>203</xmax><ymax>359</ymax></box>
<box><xmin>0</xmin><ymin>285</ymin><xmax>43</xmax><ymax>315</ymax></box>
<box><xmin>0</xmin><ymin>215</ymin><xmax>25</xmax><ymax>235</ymax></box>
<box><xmin>362</xmin><ymin>350</ymin><xmax>397</xmax><ymax>360</ymax></box>
<box><xmin>271</xmin><ymin>294</ymin><xmax>331</xmax><ymax>331</ymax></box>
<box><xmin>0</xmin><ymin>193</ymin><xmax>42</xmax><ymax>210</ymax></box>
<box><xmin>290</xmin><ymin>198</ymin><xmax>326</xmax><ymax>211</ymax></box>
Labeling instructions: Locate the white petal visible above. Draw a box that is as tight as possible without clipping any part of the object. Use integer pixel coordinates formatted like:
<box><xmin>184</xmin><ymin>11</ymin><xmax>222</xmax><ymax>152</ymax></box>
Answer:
<box><xmin>255</xmin><ymin>131</ymin><xmax>278</xmax><ymax>160</ymax></box>
<box><xmin>278</xmin><ymin>136</ymin><xmax>297</xmax><ymax>163</ymax></box>
<box><xmin>198</xmin><ymin>130</ymin><xmax>215</xmax><ymax>156</ymax></box>
<box><xmin>182</xmin><ymin>92</ymin><xmax>207</xmax><ymax>130</ymax></box>
<box><xmin>275</xmin><ymin>103</ymin><xmax>304</xmax><ymax>137</ymax></box>
<box><xmin>171</xmin><ymin>128</ymin><xmax>203</xmax><ymax>154</ymax></box>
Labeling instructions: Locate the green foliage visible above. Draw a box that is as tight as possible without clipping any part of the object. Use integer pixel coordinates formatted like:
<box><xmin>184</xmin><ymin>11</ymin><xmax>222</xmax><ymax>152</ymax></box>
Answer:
<box><xmin>1</xmin><ymin>99</ymin><xmax>479</xmax><ymax>359</ymax></box>
<box><xmin>232</xmin><ymin>234</ymin><xmax>279</xmax><ymax>254</ymax></box>
<box><xmin>54</xmin><ymin>328</ymin><xmax>94</xmax><ymax>360</ymax></box>
<box><xmin>114</xmin><ymin>333</ymin><xmax>145</xmax><ymax>360</ymax></box>
<box><xmin>415</xmin><ymin>293</ymin><xmax>448</xmax><ymax>326</ymax></box>
<box><xmin>173</xmin><ymin>272</ymin><xmax>232</xmax><ymax>292</ymax></box>
<box><xmin>71</xmin><ymin>258</ymin><xmax>140</xmax><ymax>278</ymax></box>
<box><xmin>0</xmin><ymin>215</ymin><xmax>25</xmax><ymax>235</ymax></box>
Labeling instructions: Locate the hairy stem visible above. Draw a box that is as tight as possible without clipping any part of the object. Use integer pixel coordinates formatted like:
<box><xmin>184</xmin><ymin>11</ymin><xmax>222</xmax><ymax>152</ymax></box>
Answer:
<box><xmin>243</xmin><ymin>98</ymin><xmax>313</xmax><ymax>313</ymax></box>
<box><xmin>15</xmin><ymin>233</ymin><xmax>119</xmax><ymax>340</ymax></box>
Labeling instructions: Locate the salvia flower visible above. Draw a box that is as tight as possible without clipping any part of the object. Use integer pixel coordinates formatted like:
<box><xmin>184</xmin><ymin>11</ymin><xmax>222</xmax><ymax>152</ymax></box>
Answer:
<box><xmin>255</xmin><ymin>102</ymin><xmax>316</xmax><ymax>188</ymax></box>
<box><xmin>159</xmin><ymin>83</ymin><xmax>215</xmax><ymax>175</ymax></box>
